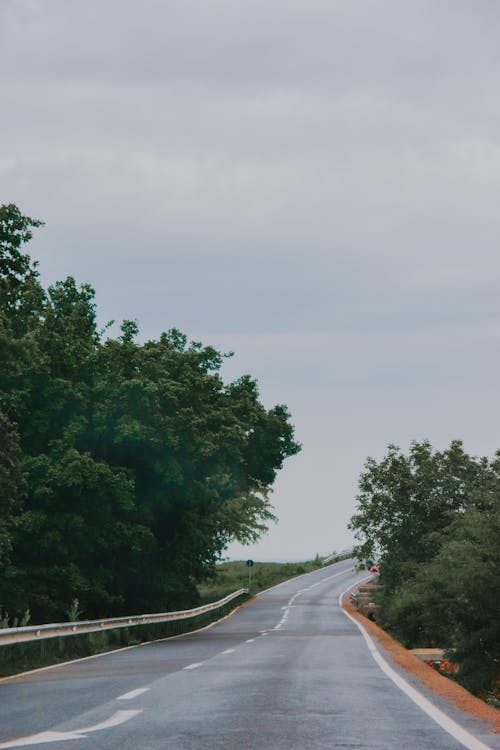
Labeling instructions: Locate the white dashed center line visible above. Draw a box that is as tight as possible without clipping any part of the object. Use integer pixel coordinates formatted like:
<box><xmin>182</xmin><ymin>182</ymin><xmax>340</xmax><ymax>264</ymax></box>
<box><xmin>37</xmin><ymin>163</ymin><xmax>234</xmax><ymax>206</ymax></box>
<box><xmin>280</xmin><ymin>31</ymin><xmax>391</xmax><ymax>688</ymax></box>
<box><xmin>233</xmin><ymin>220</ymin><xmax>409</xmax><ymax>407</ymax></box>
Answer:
<box><xmin>184</xmin><ymin>662</ymin><xmax>204</xmax><ymax>670</ymax></box>
<box><xmin>117</xmin><ymin>687</ymin><xmax>150</xmax><ymax>701</ymax></box>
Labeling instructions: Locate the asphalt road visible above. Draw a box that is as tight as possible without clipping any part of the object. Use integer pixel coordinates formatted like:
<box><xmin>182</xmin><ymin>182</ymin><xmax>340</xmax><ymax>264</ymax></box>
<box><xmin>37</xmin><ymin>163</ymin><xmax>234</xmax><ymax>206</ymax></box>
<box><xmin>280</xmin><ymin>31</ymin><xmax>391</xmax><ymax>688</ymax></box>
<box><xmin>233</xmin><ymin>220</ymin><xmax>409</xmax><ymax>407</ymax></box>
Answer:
<box><xmin>0</xmin><ymin>560</ymin><xmax>497</xmax><ymax>749</ymax></box>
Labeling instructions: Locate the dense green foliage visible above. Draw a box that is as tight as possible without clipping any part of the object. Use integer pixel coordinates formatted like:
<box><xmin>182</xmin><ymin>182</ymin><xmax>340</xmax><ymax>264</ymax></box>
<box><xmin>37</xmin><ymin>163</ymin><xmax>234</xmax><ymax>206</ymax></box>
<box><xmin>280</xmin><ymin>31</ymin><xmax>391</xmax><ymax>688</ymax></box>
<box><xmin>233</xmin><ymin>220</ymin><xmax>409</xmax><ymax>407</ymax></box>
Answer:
<box><xmin>0</xmin><ymin>204</ymin><xmax>300</xmax><ymax>623</ymax></box>
<box><xmin>0</xmin><ymin>411</ymin><xmax>26</xmax><ymax>566</ymax></box>
<box><xmin>349</xmin><ymin>441</ymin><xmax>500</xmax><ymax>696</ymax></box>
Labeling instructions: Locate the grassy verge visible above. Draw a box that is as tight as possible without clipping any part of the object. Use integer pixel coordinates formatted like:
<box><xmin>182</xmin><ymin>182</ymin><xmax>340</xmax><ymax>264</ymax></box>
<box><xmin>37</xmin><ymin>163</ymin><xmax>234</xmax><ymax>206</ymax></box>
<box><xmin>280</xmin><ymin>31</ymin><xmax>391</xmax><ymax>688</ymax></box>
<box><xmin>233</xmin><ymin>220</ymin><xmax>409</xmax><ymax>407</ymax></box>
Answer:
<box><xmin>198</xmin><ymin>556</ymin><xmax>350</xmax><ymax>603</ymax></box>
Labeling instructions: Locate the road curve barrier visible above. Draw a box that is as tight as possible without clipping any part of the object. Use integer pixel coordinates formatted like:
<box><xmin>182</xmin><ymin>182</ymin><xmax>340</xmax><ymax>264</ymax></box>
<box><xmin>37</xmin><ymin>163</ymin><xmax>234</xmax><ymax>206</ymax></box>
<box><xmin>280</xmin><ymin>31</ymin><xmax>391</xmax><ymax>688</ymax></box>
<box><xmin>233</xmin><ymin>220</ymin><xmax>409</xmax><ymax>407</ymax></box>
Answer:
<box><xmin>0</xmin><ymin>589</ymin><xmax>249</xmax><ymax>677</ymax></box>
<box><xmin>0</xmin><ymin>589</ymin><xmax>249</xmax><ymax>646</ymax></box>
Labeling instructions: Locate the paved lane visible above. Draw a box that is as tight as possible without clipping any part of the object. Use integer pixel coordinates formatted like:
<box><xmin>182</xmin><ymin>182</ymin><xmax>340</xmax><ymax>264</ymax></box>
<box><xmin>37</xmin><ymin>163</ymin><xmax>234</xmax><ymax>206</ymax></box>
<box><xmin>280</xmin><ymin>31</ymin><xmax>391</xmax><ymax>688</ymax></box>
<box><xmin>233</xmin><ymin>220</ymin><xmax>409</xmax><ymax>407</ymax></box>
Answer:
<box><xmin>0</xmin><ymin>560</ymin><xmax>497</xmax><ymax>749</ymax></box>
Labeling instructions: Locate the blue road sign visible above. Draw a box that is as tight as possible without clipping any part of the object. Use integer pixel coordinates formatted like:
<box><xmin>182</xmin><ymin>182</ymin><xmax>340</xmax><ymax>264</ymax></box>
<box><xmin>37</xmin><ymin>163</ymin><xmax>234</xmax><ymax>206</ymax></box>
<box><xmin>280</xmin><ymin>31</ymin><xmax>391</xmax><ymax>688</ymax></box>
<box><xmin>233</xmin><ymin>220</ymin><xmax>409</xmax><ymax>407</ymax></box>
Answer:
<box><xmin>246</xmin><ymin>559</ymin><xmax>254</xmax><ymax>567</ymax></box>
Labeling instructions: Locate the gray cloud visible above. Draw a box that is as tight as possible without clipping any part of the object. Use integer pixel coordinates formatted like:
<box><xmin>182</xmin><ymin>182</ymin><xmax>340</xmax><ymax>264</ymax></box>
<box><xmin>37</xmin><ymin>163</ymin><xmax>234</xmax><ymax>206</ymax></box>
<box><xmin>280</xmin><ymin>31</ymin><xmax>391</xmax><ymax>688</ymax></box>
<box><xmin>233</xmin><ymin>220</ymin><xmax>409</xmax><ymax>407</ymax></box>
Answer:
<box><xmin>1</xmin><ymin>0</ymin><xmax>498</xmax><ymax>558</ymax></box>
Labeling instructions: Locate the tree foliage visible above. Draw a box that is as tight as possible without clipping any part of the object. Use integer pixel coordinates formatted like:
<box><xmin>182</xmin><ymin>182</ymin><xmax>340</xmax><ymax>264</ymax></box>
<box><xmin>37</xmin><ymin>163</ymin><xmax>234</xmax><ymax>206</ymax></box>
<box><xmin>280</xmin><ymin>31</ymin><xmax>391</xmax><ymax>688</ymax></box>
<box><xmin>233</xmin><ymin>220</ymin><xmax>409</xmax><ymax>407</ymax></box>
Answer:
<box><xmin>349</xmin><ymin>441</ymin><xmax>500</xmax><ymax>696</ymax></box>
<box><xmin>0</xmin><ymin>411</ymin><xmax>26</xmax><ymax>565</ymax></box>
<box><xmin>0</xmin><ymin>204</ymin><xmax>300</xmax><ymax>622</ymax></box>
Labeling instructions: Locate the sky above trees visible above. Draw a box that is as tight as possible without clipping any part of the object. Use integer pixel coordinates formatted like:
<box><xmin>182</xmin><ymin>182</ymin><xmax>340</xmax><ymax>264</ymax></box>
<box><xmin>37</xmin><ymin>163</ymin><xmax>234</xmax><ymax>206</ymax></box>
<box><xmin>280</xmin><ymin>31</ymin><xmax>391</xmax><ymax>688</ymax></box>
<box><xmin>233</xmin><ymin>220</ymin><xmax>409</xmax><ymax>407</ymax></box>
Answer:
<box><xmin>1</xmin><ymin>0</ymin><xmax>498</xmax><ymax>559</ymax></box>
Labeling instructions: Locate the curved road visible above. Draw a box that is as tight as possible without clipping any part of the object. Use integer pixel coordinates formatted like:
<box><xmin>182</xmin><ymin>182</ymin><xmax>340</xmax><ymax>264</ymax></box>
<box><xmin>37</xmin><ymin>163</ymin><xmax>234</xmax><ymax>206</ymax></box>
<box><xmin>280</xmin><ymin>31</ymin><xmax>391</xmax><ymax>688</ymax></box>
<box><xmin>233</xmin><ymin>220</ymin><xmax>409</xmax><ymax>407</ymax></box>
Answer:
<box><xmin>0</xmin><ymin>560</ymin><xmax>497</xmax><ymax>749</ymax></box>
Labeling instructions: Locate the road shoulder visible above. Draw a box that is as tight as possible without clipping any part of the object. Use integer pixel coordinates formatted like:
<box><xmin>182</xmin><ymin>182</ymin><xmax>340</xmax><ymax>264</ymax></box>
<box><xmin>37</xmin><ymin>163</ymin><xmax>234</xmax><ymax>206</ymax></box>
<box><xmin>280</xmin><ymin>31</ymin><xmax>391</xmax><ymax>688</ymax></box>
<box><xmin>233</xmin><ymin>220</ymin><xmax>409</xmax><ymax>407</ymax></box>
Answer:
<box><xmin>341</xmin><ymin>585</ymin><xmax>499</xmax><ymax>736</ymax></box>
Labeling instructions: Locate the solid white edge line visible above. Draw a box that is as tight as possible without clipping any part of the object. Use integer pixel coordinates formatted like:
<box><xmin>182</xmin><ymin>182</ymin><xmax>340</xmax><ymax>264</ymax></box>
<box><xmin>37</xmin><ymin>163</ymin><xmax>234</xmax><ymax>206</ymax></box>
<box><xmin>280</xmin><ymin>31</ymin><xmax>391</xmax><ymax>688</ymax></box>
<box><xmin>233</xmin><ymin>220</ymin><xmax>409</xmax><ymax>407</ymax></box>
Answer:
<box><xmin>0</xmin><ymin>603</ymin><xmax>246</xmax><ymax>683</ymax></box>
<box><xmin>0</xmin><ymin>641</ymin><xmax>144</xmax><ymax>684</ymax></box>
<box><xmin>338</xmin><ymin>581</ymin><xmax>493</xmax><ymax>750</ymax></box>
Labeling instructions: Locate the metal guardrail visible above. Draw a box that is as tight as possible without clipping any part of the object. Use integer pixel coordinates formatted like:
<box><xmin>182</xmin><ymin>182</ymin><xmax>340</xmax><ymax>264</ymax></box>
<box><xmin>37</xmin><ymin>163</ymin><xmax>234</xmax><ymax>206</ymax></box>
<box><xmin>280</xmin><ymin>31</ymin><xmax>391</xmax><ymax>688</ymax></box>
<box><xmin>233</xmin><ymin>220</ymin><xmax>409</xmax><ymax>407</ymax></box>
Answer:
<box><xmin>0</xmin><ymin>588</ymin><xmax>249</xmax><ymax>646</ymax></box>
<box><xmin>322</xmin><ymin>549</ymin><xmax>353</xmax><ymax>565</ymax></box>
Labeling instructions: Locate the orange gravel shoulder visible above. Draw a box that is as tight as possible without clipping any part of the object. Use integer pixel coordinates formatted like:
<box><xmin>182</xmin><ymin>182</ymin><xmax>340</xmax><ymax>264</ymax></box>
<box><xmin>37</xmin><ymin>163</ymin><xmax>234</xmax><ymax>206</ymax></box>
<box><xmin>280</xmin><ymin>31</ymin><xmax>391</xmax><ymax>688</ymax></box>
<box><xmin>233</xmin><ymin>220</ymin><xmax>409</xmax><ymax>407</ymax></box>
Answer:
<box><xmin>342</xmin><ymin>594</ymin><xmax>500</xmax><ymax>733</ymax></box>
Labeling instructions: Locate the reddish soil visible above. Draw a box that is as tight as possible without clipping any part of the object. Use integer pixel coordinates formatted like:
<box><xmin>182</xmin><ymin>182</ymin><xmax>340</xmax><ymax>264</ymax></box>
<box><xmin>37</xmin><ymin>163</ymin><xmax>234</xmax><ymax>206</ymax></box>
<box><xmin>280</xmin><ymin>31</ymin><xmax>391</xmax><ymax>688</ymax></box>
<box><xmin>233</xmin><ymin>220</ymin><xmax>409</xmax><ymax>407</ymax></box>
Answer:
<box><xmin>342</xmin><ymin>589</ymin><xmax>500</xmax><ymax>733</ymax></box>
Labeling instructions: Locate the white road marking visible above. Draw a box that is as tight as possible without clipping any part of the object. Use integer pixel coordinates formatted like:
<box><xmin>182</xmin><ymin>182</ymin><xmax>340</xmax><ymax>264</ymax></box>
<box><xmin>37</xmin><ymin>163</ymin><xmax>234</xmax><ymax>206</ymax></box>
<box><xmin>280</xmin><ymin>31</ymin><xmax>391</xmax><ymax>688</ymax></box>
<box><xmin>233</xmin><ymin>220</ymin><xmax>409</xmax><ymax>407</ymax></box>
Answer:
<box><xmin>0</xmin><ymin>730</ymin><xmax>84</xmax><ymax>747</ymax></box>
<box><xmin>77</xmin><ymin>711</ymin><xmax>142</xmax><ymax>734</ymax></box>
<box><xmin>339</xmin><ymin>583</ymin><xmax>494</xmax><ymax>750</ymax></box>
<box><xmin>253</xmin><ymin>559</ymin><xmax>354</xmax><ymax>598</ymax></box>
<box><xmin>271</xmin><ymin>568</ymin><xmax>354</xmax><ymax>631</ymax></box>
<box><xmin>274</xmin><ymin>609</ymin><xmax>290</xmax><ymax>630</ymax></box>
<box><xmin>116</xmin><ymin>687</ymin><xmax>150</xmax><ymax>701</ymax></box>
<box><xmin>0</xmin><ymin>643</ymin><xmax>144</xmax><ymax>685</ymax></box>
<box><xmin>221</xmin><ymin>648</ymin><xmax>235</xmax><ymax>654</ymax></box>
<box><xmin>0</xmin><ymin>710</ymin><xmax>142</xmax><ymax>748</ymax></box>
<box><xmin>0</xmin><ymin>568</ymin><xmax>363</xmax><ymax>748</ymax></box>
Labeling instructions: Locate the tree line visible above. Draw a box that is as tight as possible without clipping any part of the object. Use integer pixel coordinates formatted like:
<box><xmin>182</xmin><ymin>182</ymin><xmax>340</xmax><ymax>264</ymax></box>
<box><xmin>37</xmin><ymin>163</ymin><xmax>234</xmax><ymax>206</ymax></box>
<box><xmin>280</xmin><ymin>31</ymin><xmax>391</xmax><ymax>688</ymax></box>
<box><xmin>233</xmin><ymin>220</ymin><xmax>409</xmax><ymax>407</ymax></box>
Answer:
<box><xmin>349</xmin><ymin>440</ymin><xmax>499</xmax><ymax>697</ymax></box>
<box><xmin>0</xmin><ymin>204</ymin><xmax>300</xmax><ymax>624</ymax></box>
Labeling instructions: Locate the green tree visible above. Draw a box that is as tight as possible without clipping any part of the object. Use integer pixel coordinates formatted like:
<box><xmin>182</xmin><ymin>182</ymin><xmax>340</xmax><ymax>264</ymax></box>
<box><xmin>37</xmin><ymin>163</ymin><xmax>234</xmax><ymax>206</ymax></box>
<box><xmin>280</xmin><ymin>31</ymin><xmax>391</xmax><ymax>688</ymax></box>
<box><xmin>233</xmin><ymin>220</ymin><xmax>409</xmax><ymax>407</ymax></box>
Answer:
<box><xmin>0</xmin><ymin>203</ymin><xmax>43</xmax><ymax>293</ymax></box>
<box><xmin>0</xmin><ymin>204</ymin><xmax>45</xmax><ymax>337</ymax></box>
<box><xmin>0</xmin><ymin>411</ymin><xmax>26</xmax><ymax>566</ymax></box>
<box><xmin>6</xmin><ymin>449</ymin><xmax>151</xmax><ymax>620</ymax></box>
<box><xmin>84</xmin><ymin>327</ymin><xmax>300</xmax><ymax>614</ymax></box>
<box><xmin>349</xmin><ymin>441</ymin><xmax>499</xmax><ymax>695</ymax></box>
<box><xmin>349</xmin><ymin>440</ymin><xmax>487</xmax><ymax>592</ymax></box>
<box><xmin>0</xmin><ymin>204</ymin><xmax>301</xmax><ymax>622</ymax></box>
<box><xmin>383</xmin><ymin>466</ymin><xmax>500</xmax><ymax>695</ymax></box>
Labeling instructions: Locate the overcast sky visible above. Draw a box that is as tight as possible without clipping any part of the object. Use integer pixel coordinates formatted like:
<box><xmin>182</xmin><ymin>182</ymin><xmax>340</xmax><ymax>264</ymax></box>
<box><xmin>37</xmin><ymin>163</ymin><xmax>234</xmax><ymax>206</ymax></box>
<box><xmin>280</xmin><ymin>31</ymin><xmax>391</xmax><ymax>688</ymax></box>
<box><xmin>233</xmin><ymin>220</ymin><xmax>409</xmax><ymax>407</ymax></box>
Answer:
<box><xmin>1</xmin><ymin>0</ymin><xmax>499</xmax><ymax>560</ymax></box>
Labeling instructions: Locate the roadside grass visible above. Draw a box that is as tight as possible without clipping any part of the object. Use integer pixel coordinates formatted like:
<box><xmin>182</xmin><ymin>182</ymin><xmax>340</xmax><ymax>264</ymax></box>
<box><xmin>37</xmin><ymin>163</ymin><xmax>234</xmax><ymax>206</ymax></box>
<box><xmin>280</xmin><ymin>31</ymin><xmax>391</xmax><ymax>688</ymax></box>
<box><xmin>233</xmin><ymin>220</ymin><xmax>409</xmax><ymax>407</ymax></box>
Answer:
<box><xmin>198</xmin><ymin>558</ymin><xmax>328</xmax><ymax>603</ymax></box>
